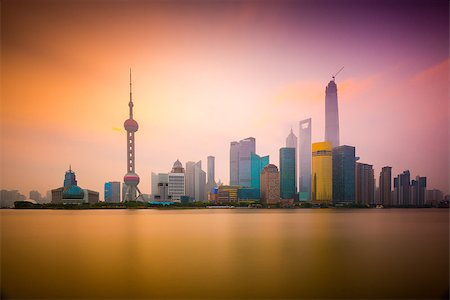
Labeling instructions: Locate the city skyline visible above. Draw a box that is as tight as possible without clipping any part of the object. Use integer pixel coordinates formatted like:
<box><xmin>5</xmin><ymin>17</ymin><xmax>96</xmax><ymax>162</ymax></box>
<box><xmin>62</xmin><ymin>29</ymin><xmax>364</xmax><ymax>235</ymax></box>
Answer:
<box><xmin>1</xmin><ymin>0</ymin><xmax>449</xmax><ymax>197</ymax></box>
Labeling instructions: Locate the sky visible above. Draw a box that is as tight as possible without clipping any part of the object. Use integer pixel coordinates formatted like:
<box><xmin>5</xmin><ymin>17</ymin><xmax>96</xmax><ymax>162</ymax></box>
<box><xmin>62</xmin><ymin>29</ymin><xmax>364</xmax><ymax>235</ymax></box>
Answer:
<box><xmin>1</xmin><ymin>0</ymin><xmax>449</xmax><ymax>198</ymax></box>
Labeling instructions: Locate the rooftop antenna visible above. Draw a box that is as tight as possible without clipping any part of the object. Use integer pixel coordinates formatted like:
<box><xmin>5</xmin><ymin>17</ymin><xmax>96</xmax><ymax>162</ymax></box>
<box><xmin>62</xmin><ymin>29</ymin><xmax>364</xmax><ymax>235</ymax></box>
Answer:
<box><xmin>332</xmin><ymin>66</ymin><xmax>344</xmax><ymax>81</ymax></box>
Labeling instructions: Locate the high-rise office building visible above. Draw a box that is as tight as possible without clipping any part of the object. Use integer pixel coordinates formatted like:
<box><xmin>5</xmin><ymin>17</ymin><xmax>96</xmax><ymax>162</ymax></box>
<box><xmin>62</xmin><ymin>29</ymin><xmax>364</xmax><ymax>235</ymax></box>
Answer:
<box><xmin>260</xmin><ymin>164</ymin><xmax>280</xmax><ymax>205</ymax></box>
<box><xmin>312</xmin><ymin>142</ymin><xmax>333</xmax><ymax>204</ymax></box>
<box><xmin>230</xmin><ymin>142</ymin><xmax>239</xmax><ymax>186</ymax></box>
<box><xmin>410</xmin><ymin>176</ymin><xmax>426</xmax><ymax>206</ymax></box>
<box><xmin>355</xmin><ymin>162</ymin><xmax>375</xmax><ymax>205</ymax></box>
<box><xmin>299</xmin><ymin>118</ymin><xmax>312</xmax><ymax>201</ymax></box>
<box><xmin>280</xmin><ymin>147</ymin><xmax>296</xmax><ymax>199</ymax></box>
<box><xmin>250</xmin><ymin>153</ymin><xmax>269</xmax><ymax>190</ymax></box>
<box><xmin>194</xmin><ymin>161</ymin><xmax>206</xmax><ymax>202</ymax></box>
<box><xmin>123</xmin><ymin>70</ymin><xmax>143</xmax><ymax>201</ymax></box>
<box><xmin>104</xmin><ymin>181</ymin><xmax>121</xmax><ymax>203</ymax></box>
<box><xmin>229</xmin><ymin>137</ymin><xmax>256</xmax><ymax>187</ymax></box>
<box><xmin>332</xmin><ymin>145</ymin><xmax>355</xmax><ymax>203</ymax></box>
<box><xmin>207</xmin><ymin>156</ymin><xmax>216</xmax><ymax>186</ymax></box>
<box><xmin>168</xmin><ymin>159</ymin><xmax>185</xmax><ymax>201</ymax></box>
<box><xmin>379</xmin><ymin>166</ymin><xmax>392</xmax><ymax>206</ymax></box>
<box><xmin>325</xmin><ymin>79</ymin><xmax>340</xmax><ymax>148</ymax></box>
<box><xmin>185</xmin><ymin>161</ymin><xmax>196</xmax><ymax>200</ymax></box>
<box><xmin>393</xmin><ymin>170</ymin><xmax>410</xmax><ymax>206</ymax></box>
<box><xmin>286</xmin><ymin>128</ymin><xmax>298</xmax><ymax>192</ymax></box>
<box><xmin>206</xmin><ymin>156</ymin><xmax>217</xmax><ymax>202</ymax></box>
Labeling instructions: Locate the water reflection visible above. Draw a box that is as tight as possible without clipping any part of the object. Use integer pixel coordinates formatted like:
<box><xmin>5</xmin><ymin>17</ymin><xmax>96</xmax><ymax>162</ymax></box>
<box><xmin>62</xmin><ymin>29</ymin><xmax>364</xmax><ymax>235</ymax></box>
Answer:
<box><xmin>1</xmin><ymin>209</ymin><xmax>448</xmax><ymax>299</ymax></box>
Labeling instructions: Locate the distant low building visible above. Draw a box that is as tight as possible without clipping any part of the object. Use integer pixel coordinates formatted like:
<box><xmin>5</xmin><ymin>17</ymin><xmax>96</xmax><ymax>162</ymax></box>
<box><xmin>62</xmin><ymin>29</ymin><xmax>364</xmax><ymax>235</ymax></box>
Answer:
<box><xmin>1</xmin><ymin>190</ymin><xmax>26</xmax><ymax>208</ymax></box>
<box><xmin>217</xmin><ymin>185</ymin><xmax>239</xmax><ymax>203</ymax></box>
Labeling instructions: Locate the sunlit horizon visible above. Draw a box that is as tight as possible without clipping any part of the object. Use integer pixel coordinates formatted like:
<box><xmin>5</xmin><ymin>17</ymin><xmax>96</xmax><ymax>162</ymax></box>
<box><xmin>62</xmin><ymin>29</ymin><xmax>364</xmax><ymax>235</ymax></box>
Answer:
<box><xmin>1</xmin><ymin>0</ymin><xmax>448</xmax><ymax>198</ymax></box>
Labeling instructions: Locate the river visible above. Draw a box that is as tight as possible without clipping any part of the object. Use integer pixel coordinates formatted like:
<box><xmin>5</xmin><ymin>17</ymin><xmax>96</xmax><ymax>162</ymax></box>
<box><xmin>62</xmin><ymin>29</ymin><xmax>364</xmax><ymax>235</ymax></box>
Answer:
<box><xmin>1</xmin><ymin>209</ymin><xmax>448</xmax><ymax>299</ymax></box>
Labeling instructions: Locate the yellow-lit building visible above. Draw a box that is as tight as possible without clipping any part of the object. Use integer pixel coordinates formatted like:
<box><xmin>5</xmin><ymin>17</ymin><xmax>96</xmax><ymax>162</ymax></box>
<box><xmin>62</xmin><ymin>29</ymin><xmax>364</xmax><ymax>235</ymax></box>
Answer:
<box><xmin>312</xmin><ymin>142</ymin><xmax>333</xmax><ymax>204</ymax></box>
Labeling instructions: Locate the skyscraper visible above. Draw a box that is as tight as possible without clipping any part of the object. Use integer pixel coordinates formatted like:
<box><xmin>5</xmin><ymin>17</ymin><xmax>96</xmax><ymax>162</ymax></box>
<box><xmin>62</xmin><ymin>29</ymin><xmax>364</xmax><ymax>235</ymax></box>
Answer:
<box><xmin>194</xmin><ymin>161</ymin><xmax>206</xmax><ymax>202</ymax></box>
<box><xmin>394</xmin><ymin>170</ymin><xmax>410</xmax><ymax>206</ymax></box>
<box><xmin>104</xmin><ymin>181</ymin><xmax>121</xmax><ymax>203</ymax></box>
<box><xmin>325</xmin><ymin>79</ymin><xmax>340</xmax><ymax>148</ymax></box>
<box><xmin>280</xmin><ymin>147</ymin><xmax>296</xmax><ymax>199</ymax></box>
<box><xmin>229</xmin><ymin>137</ymin><xmax>256</xmax><ymax>187</ymax></box>
<box><xmin>168</xmin><ymin>159</ymin><xmax>185</xmax><ymax>201</ymax></box>
<box><xmin>286</xmin><ymin>128</ymin><xmax>298</xmax><ymax>192</ymax></box>
<box><xmin>312</xmin><ymin>142</ymin><xmax>333</xmax><ymax>204</ymax></box>
<box><xmin>207</xmin><ymin>156</ymin><xmax>216</xmax><ymax>186</ymax></box>
<box><xmin>379</xmin><ymin>166</ymin><xmax>392</xmax><ymax>206</ymax></box>
<box><xmin>299</xmin><ymin>118</ymin><xmax>312</xmax><ymax>201</ymax></box>
<box><xmin>185</xmin><ymin>161</ymin><xmax>196</xmax><ymax>200</ymax></box>
<box><xmin>260</xmin><ymin>164</ymin><xmax>280</xmax><ymax>205</ymax></box>
<box><xmin>250</xmin><ymin>152</ymin><xmax>269</xmax><ymax>190</ymax></box>
<box><xmin>332</xmin><ymin>145</ymin><xmax>355</xmax><ymax>203</ymax></box>
<box><xmin>229</xmin><ymin>142</ymin><xmax>239</xmax><ymax>186</ymax></box>
<box><xmin>123</xmin><ymin>70</ymin><xmax>143</xmax><ymax>202</ymax></box>
<box><xmin>355</xmin><ymin>162</ymin><xmax>375</xmax><ymax>205</ymax></box>
<box><xmin>410</xmin><ymin>176</ymin><xmax>426</xmax><ymax>207</ymax></box>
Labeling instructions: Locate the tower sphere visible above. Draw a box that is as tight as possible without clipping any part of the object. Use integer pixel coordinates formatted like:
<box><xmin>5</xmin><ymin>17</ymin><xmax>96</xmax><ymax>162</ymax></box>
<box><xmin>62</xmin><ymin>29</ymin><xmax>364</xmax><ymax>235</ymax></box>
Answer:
<box><xmin>124</xmin><ymin>118</ymin><xmax>139</xmax><ymax>132</ymax></box>
<box><xmin>124</xmin><ymin>173</ymin><xmax>140</xmax><ymax>185</ymax></box>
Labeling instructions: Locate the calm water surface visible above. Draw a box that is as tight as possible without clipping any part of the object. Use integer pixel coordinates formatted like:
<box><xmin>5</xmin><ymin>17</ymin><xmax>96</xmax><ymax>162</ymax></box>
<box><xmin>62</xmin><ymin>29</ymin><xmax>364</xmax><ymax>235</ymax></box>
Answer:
<box><xmin>1</xmin><ymin>209</ymin><xmax>448</xmax><ymax>299</ymax></box>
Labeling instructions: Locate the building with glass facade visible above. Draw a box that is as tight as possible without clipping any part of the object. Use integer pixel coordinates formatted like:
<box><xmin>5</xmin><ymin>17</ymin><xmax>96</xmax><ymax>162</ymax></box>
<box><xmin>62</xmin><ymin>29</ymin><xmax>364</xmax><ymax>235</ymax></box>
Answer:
<box><xmin>325</xmin><ymin>80</ymin><xmax>340</xmax><ymax>148</ymax></box>
<box><xmin>250</xmin><ymin>152</ymin><xmax>269</xmax><ymax>190</ymax></box>
<box><xmin>237</xmin><ymin>187</ymin><xmax>260</xmax><ymax>201</ymax></box>
<box><xmin>104</xmin><ymin>181</ymin><xmax>121</xmax><ymax>203</ymax></box>
<box><xmin>332</xmin><ymin>145</ymin><xmax>355</xmax><ymax>203</ymax></box>
<box><xmin>311</xmin><ymin>142</ymin><xmax>332</xmax><ymax>204</ymax></box>
<box><xmin>217</xmin><ymin>185</ymin><xmax>239</xmax><ymax>203</ymax></box>
<box><xmin>229</xmin><ymin>137</ymin><xmax>256</xmax><ymax>187</ymax></box>
<box><xmin>280</xmin><ymin>147</ymin><xmax>296</xmax><ymax>199</ymax></box>
<box><xmin>299</xmin><ymin>118</ymin><xmax>312</xmax><ymax>201</ymax></box>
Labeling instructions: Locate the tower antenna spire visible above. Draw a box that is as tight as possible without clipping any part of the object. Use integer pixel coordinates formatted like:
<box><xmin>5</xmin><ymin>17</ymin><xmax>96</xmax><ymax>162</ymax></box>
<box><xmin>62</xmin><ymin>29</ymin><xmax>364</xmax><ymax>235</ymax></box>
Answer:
<box><xmin>332</xmin><ymin>66</ymin><xmax>344</xmax><ymax>81</ymax></box>
<box><xmin>129</xmin><ymin>68</ymin><xmax>133</xmax><ymax>118</ymax></box>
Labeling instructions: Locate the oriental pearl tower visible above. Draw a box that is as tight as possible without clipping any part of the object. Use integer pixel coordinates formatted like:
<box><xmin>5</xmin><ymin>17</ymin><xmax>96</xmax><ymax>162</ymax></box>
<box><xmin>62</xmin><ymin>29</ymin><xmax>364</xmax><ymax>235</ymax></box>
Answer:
<box><xmin>123</xmin><ymin>69</ymin><xmax>143</xmax><ymax>202</ymax></box>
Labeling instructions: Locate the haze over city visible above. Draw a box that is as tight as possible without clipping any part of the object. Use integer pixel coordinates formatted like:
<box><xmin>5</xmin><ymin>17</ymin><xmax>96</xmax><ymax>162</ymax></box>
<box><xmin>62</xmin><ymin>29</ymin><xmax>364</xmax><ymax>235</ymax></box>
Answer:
<box><xmin>1</xmin><ymin>0</ymin><xmax>449</xmax><ymax>197</ymax></box>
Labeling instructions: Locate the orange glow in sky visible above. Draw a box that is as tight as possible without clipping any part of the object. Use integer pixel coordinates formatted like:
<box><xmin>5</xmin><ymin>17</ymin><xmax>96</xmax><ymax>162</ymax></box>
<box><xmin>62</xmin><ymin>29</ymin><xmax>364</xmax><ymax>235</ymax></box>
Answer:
<box><xmin>1</xmin><ymin>1</ymin><xmax>448</xmax><ymax>197</ymax></box>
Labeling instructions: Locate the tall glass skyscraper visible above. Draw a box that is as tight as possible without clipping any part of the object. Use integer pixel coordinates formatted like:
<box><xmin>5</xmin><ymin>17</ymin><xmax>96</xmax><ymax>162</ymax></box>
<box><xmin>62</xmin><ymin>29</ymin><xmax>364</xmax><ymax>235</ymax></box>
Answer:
<box><xmin>286</xmin><ymin>129</ymin><xmax>298</xmax><ymax>192</ymax></box>
<box><xmin>325</xmin><ymin>80</ymin><xmax>340</xmax><ymax>148</ymax></box>
<box><xmin>229</xmin><ymin>137</ymin><xmax>256</xmax><ymax>187</ymax></box>
<box><xmin>250</xmin><ymin>153</ymin><xmax>269</xmax><ymax>190</ymax></box>
<box><xmin>312</xmin><ymin>142</ymin><xmax>332</xmax><ymax>204</ymax></box>
<box><xmin>299</xmin><ymin>118</ymin><xmax>312</xmax><ymax>201</ymax></box>
<box><xmin>280</xmin><ymin>147</ymin><xmax>296</xmax><ymax>199</ymax></box>
<box><xmin>332</xmin><ymin>145</ymin><xmax>355</xmax><ymax>203</ymax></box>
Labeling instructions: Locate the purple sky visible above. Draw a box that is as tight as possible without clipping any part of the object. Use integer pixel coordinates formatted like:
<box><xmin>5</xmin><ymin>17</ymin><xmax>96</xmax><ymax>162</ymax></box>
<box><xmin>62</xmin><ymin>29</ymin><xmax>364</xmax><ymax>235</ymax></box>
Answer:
<box><xmin>1</xmin><ymin>0</ymin><xmax>449</xmax><ymax>197</ymax></box>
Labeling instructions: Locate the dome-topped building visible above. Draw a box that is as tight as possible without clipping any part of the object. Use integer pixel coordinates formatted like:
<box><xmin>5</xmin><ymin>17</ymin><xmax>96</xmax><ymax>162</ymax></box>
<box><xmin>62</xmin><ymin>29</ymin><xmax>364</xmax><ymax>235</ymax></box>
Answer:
<box><xmin>171</xmin><ymin>159</ymin><xmax>185</xmax><ymax>173</ymax></box>
<box><xmin>51</xmin><ymin>166</ymin><xmax>99</xmax><ymax>205</ymax></box>
<box><xmin>62</xmin><ymin>185</ymin><xmax>85</xmax><ymax>199</ymax></box>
